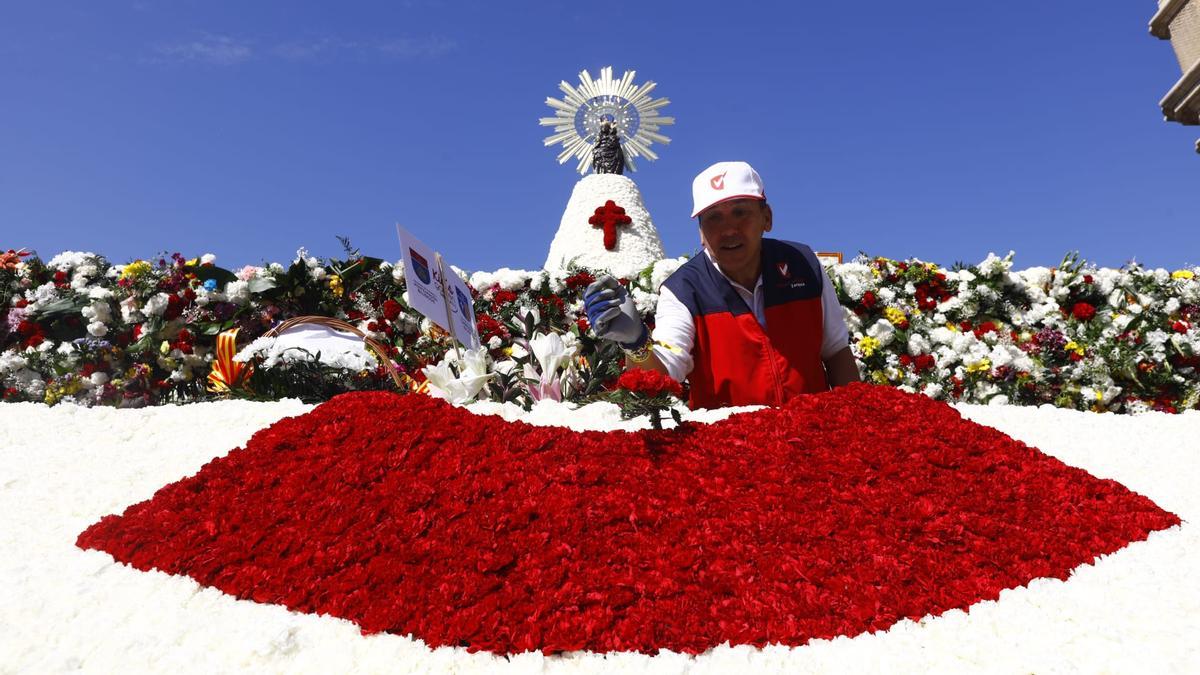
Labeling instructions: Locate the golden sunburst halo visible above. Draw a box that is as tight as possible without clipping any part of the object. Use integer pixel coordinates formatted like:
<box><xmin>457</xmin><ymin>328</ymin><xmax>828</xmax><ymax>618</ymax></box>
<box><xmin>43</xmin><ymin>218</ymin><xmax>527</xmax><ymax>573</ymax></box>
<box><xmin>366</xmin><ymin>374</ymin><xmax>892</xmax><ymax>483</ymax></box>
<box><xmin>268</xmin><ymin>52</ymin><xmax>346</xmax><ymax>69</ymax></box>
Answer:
<box><xmin>539</xmin><ymin>66</ymin><xmax>675</xmax><ymax>174</ymax></box>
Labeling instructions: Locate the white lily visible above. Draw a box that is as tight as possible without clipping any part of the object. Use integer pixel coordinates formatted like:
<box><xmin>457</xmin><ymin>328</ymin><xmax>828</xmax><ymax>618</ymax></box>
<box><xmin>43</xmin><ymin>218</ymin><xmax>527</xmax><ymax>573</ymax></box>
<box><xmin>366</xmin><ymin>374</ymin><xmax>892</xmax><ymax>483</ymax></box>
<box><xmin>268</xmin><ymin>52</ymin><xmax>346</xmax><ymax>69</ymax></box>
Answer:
<box><xmin>529</xmin><ymin>332</ymin><xmax>568</xmax><ymax>378</ymax></box>
<box><xmin>522</xmin><ymin>332</ymin><xmax>580</xmax><ymax>403</ymax></box>
<box><xmin>421</xmin><ymin>347</ymin><xmax>493</xmax><ymax>405</ymax></box>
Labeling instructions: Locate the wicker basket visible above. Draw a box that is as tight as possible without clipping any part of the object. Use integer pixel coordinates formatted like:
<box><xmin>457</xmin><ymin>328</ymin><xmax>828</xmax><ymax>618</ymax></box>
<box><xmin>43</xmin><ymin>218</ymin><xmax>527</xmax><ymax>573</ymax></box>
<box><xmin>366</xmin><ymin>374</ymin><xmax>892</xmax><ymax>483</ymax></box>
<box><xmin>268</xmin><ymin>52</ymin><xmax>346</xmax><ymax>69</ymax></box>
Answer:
<box><xmin>262</xmin><ymin>316</ymin><xmax>407</xmax><ymax>390</ymax></box>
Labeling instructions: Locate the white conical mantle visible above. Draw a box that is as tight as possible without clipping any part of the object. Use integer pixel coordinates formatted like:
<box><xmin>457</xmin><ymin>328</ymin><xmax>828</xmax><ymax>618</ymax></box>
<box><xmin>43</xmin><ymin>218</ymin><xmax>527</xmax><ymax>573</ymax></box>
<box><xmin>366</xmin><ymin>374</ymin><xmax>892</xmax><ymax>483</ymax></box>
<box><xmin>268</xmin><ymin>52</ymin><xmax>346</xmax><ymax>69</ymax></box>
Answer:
<box><xmin>543</xmin><ymin>174</ymin><xmax>666</xmax><ymax>279</ymax></box>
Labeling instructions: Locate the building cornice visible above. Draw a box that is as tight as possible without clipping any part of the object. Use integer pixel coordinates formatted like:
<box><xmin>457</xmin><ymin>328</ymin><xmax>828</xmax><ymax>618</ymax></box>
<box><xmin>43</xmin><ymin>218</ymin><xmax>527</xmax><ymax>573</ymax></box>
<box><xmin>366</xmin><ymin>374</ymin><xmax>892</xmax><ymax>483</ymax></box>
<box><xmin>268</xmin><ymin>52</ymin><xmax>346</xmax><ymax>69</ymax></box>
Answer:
<box><xmin>1151</xmin><ymin>0</ymin><xmax>1191</xmax><ymax>39</ymax></box>
<box><xmin>1160</xmin><ymin>58</ymin><xmax>1200</xmax><ymax>123</ymax></box>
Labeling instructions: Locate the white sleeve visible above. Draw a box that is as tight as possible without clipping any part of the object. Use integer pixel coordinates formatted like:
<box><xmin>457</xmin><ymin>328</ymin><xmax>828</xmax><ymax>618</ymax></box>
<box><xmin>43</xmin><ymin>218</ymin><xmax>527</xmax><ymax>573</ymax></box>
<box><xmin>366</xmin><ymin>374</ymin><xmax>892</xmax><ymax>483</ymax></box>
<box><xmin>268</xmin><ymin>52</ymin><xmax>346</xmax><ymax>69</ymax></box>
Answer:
<box><xmin>649</xmin><ymin>285</ymin><xmax>695</xmax><ymax>383</ymax></box>
<box><xmin>819</xmin><ymin>273</ymin><xmax>850</xmax><ymax>360</ymax></box>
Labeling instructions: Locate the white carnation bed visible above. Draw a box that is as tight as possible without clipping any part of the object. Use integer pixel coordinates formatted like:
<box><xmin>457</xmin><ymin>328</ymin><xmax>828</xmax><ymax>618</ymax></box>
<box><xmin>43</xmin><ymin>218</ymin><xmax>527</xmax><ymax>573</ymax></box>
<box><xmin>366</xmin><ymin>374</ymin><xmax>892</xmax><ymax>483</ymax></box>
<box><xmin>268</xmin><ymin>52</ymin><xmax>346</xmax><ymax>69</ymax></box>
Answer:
<box><xmin>0</xmin><ymin>399</ymin><xmax>1196</xmax><ymax>673</ymax></box>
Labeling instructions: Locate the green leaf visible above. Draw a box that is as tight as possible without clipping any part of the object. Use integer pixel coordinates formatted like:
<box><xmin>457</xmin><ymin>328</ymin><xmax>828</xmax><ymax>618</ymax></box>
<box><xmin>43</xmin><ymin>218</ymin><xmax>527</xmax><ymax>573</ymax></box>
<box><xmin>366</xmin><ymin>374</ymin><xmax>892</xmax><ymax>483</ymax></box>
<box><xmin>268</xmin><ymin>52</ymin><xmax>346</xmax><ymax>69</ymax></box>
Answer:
<box><xmin>30</xmin><ymin>296</ymin><xmax>88</xmax><ymax>320</ymax></box>
<box><xmin>286</xmin><ymin>261</ymin><xmax>309</xmax><ymax>286</ymax></box>
<box><xmin>198</xmin><ymin>321</ymin><xmax>234</xmax><ymax>336</ymax></box>
<box><xmin>126</xmin><ymin>318</ymin><xmax>164</xmax><ymax>354</ymax></box>
<box><xmin>191</xmin><ymin>265</ymin><xmax>237</xmax><ymax>287</ymax></box>
<box><xmin>247</xmin><ymin>277</ymin><xmax>278</xmax><ymax>294</ymax></box>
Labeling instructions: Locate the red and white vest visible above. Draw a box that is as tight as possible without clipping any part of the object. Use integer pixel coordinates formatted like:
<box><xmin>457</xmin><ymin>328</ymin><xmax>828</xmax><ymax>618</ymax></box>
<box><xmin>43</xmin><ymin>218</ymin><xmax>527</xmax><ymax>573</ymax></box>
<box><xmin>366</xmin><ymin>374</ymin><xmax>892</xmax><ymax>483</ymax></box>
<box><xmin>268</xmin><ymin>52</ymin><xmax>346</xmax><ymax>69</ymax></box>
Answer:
<box><xmin>661</xmin><ymin>239</ymin><xmax>828</xmax><ymax>408</ymax></box>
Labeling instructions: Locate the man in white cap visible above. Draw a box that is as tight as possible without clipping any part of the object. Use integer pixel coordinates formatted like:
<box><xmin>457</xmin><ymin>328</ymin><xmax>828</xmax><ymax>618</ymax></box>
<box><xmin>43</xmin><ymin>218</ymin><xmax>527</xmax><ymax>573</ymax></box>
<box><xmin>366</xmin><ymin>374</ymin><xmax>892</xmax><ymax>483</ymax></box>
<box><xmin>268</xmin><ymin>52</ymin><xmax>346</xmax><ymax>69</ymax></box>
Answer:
<box><xmin>584</xmin><ymin>161</ymin><xmax>859</xmax><ymax>408</ymax></box>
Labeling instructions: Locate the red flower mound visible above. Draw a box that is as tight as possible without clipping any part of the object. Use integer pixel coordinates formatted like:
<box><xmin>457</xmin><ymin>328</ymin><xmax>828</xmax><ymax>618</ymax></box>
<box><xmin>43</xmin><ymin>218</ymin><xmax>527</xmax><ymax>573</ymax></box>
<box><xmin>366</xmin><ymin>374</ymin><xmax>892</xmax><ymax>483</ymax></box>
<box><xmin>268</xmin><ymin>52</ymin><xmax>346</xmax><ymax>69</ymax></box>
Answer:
<box><xmin>78</xmin><ymin>383</ymin><xmax>1178</xmax><ymax>655</ymax></box>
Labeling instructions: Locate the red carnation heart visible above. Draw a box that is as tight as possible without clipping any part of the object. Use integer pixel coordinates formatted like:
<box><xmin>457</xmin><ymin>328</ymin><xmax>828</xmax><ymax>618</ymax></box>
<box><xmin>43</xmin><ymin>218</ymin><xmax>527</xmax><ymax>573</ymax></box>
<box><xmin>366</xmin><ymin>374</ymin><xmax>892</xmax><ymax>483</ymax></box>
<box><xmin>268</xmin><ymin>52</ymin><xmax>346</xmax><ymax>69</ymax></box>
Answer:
<box><xmin>78</xmin><ymin>383</ymin><xmax>1178</xmax><ymax>655</ymax></box>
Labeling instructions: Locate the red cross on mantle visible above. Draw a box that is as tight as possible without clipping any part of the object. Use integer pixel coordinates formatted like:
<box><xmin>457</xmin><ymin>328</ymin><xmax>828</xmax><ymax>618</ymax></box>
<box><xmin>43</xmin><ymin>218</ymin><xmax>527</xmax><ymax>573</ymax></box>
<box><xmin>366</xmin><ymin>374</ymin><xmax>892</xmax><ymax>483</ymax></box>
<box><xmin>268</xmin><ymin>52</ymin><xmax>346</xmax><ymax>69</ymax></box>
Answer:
<box><xmin>588</xmin><ymin>200</ymin><xmax>632</xmax><ymax>251</ymax></box>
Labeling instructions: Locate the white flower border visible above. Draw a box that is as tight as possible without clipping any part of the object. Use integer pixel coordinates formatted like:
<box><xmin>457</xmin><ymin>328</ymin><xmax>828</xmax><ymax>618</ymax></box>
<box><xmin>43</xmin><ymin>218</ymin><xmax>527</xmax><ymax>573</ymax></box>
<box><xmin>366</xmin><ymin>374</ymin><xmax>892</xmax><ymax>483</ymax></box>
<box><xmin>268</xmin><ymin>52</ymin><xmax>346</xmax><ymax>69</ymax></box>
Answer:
<box><xmin>1</xmin><ymin>399</ymin><xmax>1196</xmax><ymax>672</ymax></box>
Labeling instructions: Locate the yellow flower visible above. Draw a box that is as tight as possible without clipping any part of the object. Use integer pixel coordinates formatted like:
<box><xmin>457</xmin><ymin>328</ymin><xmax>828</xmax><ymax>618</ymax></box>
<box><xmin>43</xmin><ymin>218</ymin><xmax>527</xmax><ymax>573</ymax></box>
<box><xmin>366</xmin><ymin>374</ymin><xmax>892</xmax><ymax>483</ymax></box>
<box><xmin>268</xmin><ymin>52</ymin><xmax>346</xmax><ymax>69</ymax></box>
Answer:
<box><xmin>883</xmin><ymin>307</ymin><xmax>907</xmax><ymax>326</ymax></box>
<box><xmin>328</xmin><ymin>274</ymin><xmax>344</xmax><ymax>298</ymax></box>
<box><xmin>965</xmin><ymin>358</ymin><xmax>991</xmax><ymax>374</ymax></box>
<box><xmin>870</xmin><ymin>370</ymin><xmax>889</xmax><ymax>384</ymax></box>
<box><xmin>858</xmin><ymin>336</ymin><xmax>881</xmax><ymax>357</ymax></box>
<box><xmin>119</xmin><ymin>260</ymin><xmax>152</xmax><ymax>280</ymax></box>
<box><xmin>1172</xmin><ymin>270</ymin><xmax>1195</xmax><ymax>280</ymax></box>
<box><xmin>43</xmin><ymin>377</ymin><xmax>83</xmax><ymax>405</ymax></box>
<box><xmin>160</xmin><ymin>340</ymin><xmax>171</xmax><ymax>355</ymax></box>
<box><xmin>1063</xmin><ymin>341</ymin><xmax>1085</xmax><ymax>356</ymax></box>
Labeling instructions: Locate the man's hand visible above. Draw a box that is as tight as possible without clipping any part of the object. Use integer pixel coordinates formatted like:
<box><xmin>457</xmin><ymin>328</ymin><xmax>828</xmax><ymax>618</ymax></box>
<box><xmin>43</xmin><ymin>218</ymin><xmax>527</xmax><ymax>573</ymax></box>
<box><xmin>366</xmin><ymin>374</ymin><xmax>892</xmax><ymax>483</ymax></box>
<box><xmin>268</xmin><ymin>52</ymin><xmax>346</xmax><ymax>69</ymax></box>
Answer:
<box><xmin>583</xmin><ymin>275</ymin><xmax>647</xmax><ymax>348</ymax></box>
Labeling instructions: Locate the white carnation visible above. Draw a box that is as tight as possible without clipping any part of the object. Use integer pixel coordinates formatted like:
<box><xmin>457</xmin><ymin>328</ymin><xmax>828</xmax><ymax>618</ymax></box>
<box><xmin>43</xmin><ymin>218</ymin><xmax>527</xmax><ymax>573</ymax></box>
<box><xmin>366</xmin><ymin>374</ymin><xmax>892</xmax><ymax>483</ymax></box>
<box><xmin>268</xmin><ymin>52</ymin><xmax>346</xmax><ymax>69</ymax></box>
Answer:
<box><xmin>866</xmin><ymin>319</ymin><xmax>895</xmax><ymax>346</ymax></box>
<box><xmin>143</xmin><ymin>293</ymin><xmax>171</xmax><ymax>317</ymax></box>
<box><xmin>907</xmin><ymin>333</ymin><xmax>931</xmax><ymax>355</ymax></box>
<box><xmin>650</xmin><ymin>257</ymin><xmax>687</xmax><ymax>289</ymax></box>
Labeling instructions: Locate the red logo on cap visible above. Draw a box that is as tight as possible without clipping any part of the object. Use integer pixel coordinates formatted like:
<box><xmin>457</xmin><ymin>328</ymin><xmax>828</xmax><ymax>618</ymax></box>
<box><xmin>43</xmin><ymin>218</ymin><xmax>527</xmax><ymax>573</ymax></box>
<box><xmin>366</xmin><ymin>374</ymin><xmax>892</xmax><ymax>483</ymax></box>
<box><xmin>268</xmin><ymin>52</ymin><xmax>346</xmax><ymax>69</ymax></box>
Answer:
<box><xmin>710</xmin><ymin>172</ymin><xmax>726</xmax><ymax>190</ymax></box>
<box><xmin>777</xmin><ymin>262</ymin><xmax>790</xmax><ymax>278</ymax></box>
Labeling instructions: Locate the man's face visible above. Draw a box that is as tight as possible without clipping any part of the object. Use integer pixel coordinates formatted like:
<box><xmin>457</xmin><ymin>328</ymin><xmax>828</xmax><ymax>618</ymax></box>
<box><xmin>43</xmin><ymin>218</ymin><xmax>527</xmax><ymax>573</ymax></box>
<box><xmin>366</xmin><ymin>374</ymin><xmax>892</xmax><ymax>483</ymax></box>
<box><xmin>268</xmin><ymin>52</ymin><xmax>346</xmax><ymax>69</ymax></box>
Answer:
<box><xmin>698</xmin><ymin>198</ymin><xmax>772</xmax><ymax>276</ymax></box>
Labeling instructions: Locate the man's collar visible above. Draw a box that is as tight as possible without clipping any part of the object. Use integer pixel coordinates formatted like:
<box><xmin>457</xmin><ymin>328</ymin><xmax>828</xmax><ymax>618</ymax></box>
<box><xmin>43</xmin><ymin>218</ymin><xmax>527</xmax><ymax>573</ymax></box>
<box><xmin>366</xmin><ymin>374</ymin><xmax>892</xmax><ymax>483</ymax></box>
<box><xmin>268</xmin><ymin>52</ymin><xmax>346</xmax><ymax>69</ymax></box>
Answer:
<box><xmin>702</xmin><ymin>247</ymin><xmax>762</xmax><ymax>294</ymax></box>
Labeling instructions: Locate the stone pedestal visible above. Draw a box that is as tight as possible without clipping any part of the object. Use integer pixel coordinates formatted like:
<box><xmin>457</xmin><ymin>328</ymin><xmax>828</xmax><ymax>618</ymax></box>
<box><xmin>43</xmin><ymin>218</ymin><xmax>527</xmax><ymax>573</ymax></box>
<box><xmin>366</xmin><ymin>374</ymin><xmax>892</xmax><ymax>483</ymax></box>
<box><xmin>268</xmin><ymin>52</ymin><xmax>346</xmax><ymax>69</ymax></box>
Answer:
<box><xmin>544</xmin><ymin>174</ymin><xmax>666</xmax><ymax>279</ymax></box>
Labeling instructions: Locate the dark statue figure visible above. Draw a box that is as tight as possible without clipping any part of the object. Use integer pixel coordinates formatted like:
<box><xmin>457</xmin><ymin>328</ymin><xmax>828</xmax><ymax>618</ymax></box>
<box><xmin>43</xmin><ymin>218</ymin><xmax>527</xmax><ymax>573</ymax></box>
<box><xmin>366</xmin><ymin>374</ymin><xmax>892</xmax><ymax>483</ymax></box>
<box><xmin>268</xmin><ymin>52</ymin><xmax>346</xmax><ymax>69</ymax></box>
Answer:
<box><xmin>592</xmin><ymin>120</ymin><xmax>625</xmax><ymax>175</ymax></box>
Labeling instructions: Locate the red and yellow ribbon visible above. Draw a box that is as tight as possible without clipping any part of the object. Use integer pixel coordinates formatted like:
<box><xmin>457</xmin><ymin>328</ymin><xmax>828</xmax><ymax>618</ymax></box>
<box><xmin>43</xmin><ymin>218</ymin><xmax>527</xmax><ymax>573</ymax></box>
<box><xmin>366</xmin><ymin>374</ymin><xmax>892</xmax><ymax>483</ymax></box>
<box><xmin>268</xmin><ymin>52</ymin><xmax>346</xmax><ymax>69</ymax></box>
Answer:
<box><xmin>207</xmin><ymin>327</ymin><xmax>253</xmax><ymax>394</ymax></box>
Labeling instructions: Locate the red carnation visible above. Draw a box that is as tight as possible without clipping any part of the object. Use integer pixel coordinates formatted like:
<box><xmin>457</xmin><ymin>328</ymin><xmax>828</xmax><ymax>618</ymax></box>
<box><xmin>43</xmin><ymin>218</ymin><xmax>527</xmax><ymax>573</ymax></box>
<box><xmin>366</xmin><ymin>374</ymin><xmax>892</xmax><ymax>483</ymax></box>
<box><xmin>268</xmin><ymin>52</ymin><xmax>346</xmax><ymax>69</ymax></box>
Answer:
<box><xmin>492</xmin><ymin>290</ymin><xmax>518</xmax><ymax>307</ymax></box>
<box><xmin>972</xmin><ymin>321</ymin><xmax>997</xmax><ymax>339</ymax></box>
<box><xmin>1071</xmin><ymin>302</ymin><xmax>1096</xmax><ymax>322</ymax></box>
<box><xmin>860</xmin><ymin>291</ymin><xmax>877</xmax><ymax>310</ymax></box>
<box><xmin>476</xmin><ymin>314</ymin><xmax>508</xmax><ymax>344</ymax></box>
<box><xmin>914</xmin><ymin>353</ymin><xmax>936</xmax><ymax>372</ymax></box>
<box><xmin>163</xmin><ymin>293</ymin><xmax>186</xmax><ymax>321</ymax></box>
<box><xmin>1172</xmin><ymin>320</ymin><xmax>1190</xmax><ymax>334</ymax></box>
<box><xmin>616</xmin><ymin>369</ymin><xmax>682</xmax><ymax>399</ymax></box>
<box><xmin>383</xmin><ymin>299</ymin><xmax>402</xmax><ymax>321</ymax></box>
<box><xmin>564</xmin><ymin>272</ymin><xmax>595</xmax><ymax>290</ymax></box>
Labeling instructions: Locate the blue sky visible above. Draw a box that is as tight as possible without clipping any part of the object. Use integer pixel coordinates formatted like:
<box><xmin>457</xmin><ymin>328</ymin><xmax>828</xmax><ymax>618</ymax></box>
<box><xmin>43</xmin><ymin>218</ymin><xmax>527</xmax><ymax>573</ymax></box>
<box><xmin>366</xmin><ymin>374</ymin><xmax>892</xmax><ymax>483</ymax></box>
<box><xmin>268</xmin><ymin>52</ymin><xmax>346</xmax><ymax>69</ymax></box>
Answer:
<box><xmin>2</xmin><ymin>1</ymin><xmax>1196</xmax><ymax>272</ymax></box>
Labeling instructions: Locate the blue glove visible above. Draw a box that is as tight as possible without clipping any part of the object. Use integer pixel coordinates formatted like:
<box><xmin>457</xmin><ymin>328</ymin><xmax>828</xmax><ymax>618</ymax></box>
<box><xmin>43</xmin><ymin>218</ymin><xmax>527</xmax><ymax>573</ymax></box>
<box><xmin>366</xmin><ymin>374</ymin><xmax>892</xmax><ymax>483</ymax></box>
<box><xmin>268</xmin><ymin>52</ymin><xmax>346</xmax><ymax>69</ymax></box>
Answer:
<box><xmin>583</xmin><ymin>275</ymin><xmax>647</xmax><ymax>349</ymax></box>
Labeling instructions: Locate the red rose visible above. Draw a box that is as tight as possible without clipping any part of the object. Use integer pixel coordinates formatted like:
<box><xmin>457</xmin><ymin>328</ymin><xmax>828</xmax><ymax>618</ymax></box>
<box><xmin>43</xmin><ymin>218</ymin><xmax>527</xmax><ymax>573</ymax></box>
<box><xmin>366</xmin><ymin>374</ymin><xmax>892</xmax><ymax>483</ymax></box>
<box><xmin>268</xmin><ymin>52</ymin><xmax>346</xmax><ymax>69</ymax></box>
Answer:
<box><xmin>1071</xmin><ymin>302</ymin><xmax>1095</xmax><ymax>322</ymax></box>
<box><xmin>860</xmin><ymin>291</ymin><xmax>877</xmax><ymax>309</ymax></box>
<box><xmin>382</xmin><ymin>299</ymin><xmax>402</xmax><ymax>321</ymax></box>
<box><xmin>1172</xmin><ymin>320</ymin><xmax>1190</xmax><ymax>334</ymax></box>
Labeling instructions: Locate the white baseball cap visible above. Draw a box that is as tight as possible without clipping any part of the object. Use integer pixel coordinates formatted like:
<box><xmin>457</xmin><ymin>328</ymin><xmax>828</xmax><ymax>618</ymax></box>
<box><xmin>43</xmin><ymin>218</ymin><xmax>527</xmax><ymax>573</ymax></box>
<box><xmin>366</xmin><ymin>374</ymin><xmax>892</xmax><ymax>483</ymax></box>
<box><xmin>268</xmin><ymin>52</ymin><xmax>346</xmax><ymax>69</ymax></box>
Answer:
<box><xmin>690</xmin><ymin>161</ymin><xmax>765</xmax><ymax>218</ymax></box>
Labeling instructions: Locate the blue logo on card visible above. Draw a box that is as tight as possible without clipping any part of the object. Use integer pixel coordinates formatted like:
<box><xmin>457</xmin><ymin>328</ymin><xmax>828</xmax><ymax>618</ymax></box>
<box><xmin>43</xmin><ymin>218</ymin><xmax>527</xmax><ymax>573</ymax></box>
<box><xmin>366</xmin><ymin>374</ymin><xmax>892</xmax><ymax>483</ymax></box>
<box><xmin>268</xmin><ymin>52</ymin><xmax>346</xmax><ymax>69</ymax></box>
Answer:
<box><xmin>409</xmin><ymin>249</ymin><xmax>431</xmax><ymax>285</ymax></box>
